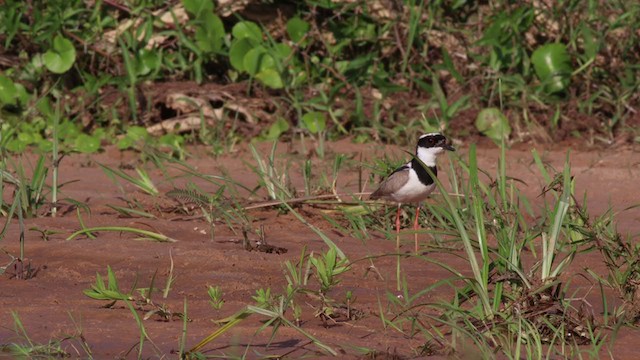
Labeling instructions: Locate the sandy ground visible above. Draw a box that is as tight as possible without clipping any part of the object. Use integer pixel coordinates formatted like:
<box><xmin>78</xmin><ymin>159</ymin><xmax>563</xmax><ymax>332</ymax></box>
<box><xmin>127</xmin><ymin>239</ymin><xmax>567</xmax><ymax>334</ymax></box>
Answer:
<box><xmin>1</xmin><ymin>139</ymin><xmax>639</xmax><ymax>359</ymax></box>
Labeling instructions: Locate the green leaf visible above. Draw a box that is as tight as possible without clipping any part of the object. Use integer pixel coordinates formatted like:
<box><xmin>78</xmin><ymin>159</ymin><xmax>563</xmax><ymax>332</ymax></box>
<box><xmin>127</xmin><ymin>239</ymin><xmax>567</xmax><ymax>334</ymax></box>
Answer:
<box><xmin>334</xmin><ymin>60</ymin><xmax>349</xmax><ymax>74</ymax></box>
<box><xmin>229</xmin><ymin>38</ymin><xmax>253</xmax><ymax>72</ymax></box>
<box><xmin>14</xmin><ymin>83</ymin><xmax>29</xmax><ymax>106</ymax></box>
<box><xmin>136</xmin><ymin>49</ymin><xmax>160</xmax><ymax>76</ymax></box>
<box><xmin>531</xmin><ymin>43</ymin><xmax>572</xmax><ymax>94</ymax></box>
<box><xmin>441</xmin><ymin>48</ymin><xmax>463</xmax><ymax>83</ymax></box>
<box><xmin>126</xmin><ymin>126</ymin><xmax>149</xmax><ymax>141</ymax></box>
<box><xmin>475</xmin><ymin>108</ymin><xmax>511</xmax><ymax>142</ymax></box>
<box><xmin>301</xmin><ymin>112</ymin><xmax>326</xmax><ymax>134</ymax></box>
<box><xmin>158</xmin><ymin>133</ymin><xmax>184</xmax><ymax>148</ymax></box>
<box><xmin>57</xmin><ymin>121</ymin><xmax>80</xmax><ymax>140</ymax></box>
<box><xmin>36</xmin><ymin>97</ymin><xmax>54</xmax><ymax>118</ymax></box>
<box><xmin>182</xmin><ymin>0</ymin><xmax>213</xmax><ymax>17</ymax></box>
<box><xmin>18</xmin><ymin>131</ymin><xmax>36</xmax><ymax>144</ymax></box>
<box><xmin>118</xmin><ymin>126</ymin><xmax>148</xmax><ymax>149</ymax></box>
<box><xmin>345</xmin><ymin>53</ymin><xmax>374</xmax><ymax>72</ymax></box>
<box><xmin>579</xmin><ymin>24</ymin><xmax>599</xmax><ymax>60</ymax></box>
<box><xmin>262</xmin><ymin>118</ymin><xmax>290</xmax><ymax>140</ymax></box>
<box><xmin>256</xmin><ymin>68</ymin><xmax>283</xmax><ymax>89</ymax></box>
<box><xmin>243</xmin><ymin>47</ymin><xmax>275</xmax><ymax>76</ymax></box>
<box><xmin>232</xmin><ymin>21</ymin><xmax>262</xmax><ymax>43</ymax></box>
<box><xmin>6</xmin><ymin>138</ymin><xmax>27</xmax><ymax>152</ymax></box>
<box><xmin>42</xmin><ymin>35</ymin><xmax>76</xmax><ymax>74</ymax></box>
<box><xmin>290</xmin><ymin>70</ymin><xmax>307</xmax><ymax>87</ymax></box>
<box><xmin>195</xmin><ymin>12</ymin><xmax>225</xmax><ymax>53</ymax></box>
<box><xmin>243</xmin><ymin>47</ymin><xmax>265</xmax><ymax>75</ymax></box>
<box><xmin>117</xmin><ymin>137</ymin><xmax>134</xmax><ymax>150</ymax></box>
<box><xmin>75</xmin><ymin>133</ymin><xmax>101</xmax><ymax>153</ymax></box>
<box><xmin>286</xmin><ymin>17</ymin><xmax>310</xmax><ymax>45</ymax></box>
<box><xmin>0</xmin><ymin>75</ymin><xmax>17</xmax><ymax>105</ymax></box>
<box><xmin>273</xmin><ymin>43</ymin><xmax>293</xmax><ymax>61</ymax></box>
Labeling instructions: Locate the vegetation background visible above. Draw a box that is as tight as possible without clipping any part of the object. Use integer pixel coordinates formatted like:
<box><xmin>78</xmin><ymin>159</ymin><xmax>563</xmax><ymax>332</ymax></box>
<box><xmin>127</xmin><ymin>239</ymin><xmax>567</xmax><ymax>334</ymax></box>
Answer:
<box><xmin>1</xmin><ymin>0</ymin><xmax>639</xmax><ymax>152</ymax></box>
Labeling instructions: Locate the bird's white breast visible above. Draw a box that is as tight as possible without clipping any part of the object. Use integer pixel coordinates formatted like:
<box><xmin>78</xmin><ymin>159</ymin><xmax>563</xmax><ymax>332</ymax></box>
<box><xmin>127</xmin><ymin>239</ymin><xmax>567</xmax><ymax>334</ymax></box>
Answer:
<box><xmin>390</xmin><ymin>167</ymin><xmax>436</xmax><ymax>203</ymax></box>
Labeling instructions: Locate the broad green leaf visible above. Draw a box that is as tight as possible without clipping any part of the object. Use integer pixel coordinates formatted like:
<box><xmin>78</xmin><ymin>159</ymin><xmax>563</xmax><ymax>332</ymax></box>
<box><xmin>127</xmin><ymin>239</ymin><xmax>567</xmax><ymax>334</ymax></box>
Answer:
<box><xmin>475</xmin><ymin>108</ymin><xmax>511</xmax><ymax>142</ymax></box>
<box><xmin>229</xmin><ymin>38</ymin><xmax>253</xmax><ymax>72</ymax></box>
<box><xmin>531</xmin><ymin>43</ymin><xmax>572</xmax><ymax>94</ymax></box>
<box><xmin>243</xmin><ymin>47</ymin><xmax>275</xmax><ymax>76</ymax></box>
<box><xmin>301</xmin><ymin>112</ymin><xmax>326</xmax><ymax>134</ymax></box>
<box><xmin>195</xmin><ymin>12</ymin><xmax>225</xmax><ymax>53</ymax></box>
<box><xmin>159</xmin><ymin>133</ymin><xmax>184</xmax><ymax>148</ymax></box>
<box><xmin>136</xmin><ymin>49</ymin><xmax>160</xmax><ymax>76</ymax></box>
<box><xmin>273</xmin><ymin>43</ymin><xmax>293</xmax><ymax>61</ymax></box>
<box><xmin>256</xmin><ymin>68</ymin><xmax>283</xmax><ymax>89</ymax></box>
<box><xmin>38</xmin><ymin>139</ymin><xmax>54</xmax><ymax>152</ymax></box>
<box><xmin>263</xmin><ymin>118</ymin><xmax>290</xmax><ymax>140</ymax></box>
<box><xmin>0</xmin><ymin>75</ymin><xmax>17</xmax><ymax>105</ymax></box>
<box><xmin>57</xmin><ymin>121</ymin><xmax>80</xmax><ymax>140</ymax></box>
<box><xmin>36</xmin><ymin>97</ymin><xmax>54</xmax><ymax>119</ymax></box>
<box><xmin>14</xmin><ymin>83</ymin><xmax>29</xmax><ymax>106</ymax></box>
<box><xmin>118</xmin><ymin>126</ymin><xmax>148</xmax><ymax>149</ymax></box>
<box><xmin>42</xmin><ymin>35</ymin><xmax>76</xmax><ymax>74</ymax></box>
<box><xmin>17</xmin><ymin>131</ymin><xmax>36</xmax><ymax>144</ymax></box>
<box><xmin>354</xmin><ymin>23</ymin><xmax>376</xmax><ymax>41</ymax></box>
<box><xmin>6</xmin><ymin>138</ymin><xmax>27</xmax><ymax>152</ymax></box>
<box><xmin>182</xmin><ymin>0</ymin><xmax>213</xmax><ymax>17</ymax></box>
<box><xmin>117</xmin><ymin>136</ymin><xmax>134</xmax><ymax>150</ymax></box>
<box><xmin>126</xmin><ymin>126</ymin><xmax>149</xmax><ymax>141</ymax></box>
<box><xmin>232</xmin><ymin>21</ymin><xmax>262</xmax><ymax>43</ymax></box>
<box><xmin>93</xmin><ymin>128</ymin><xmax>107</xmax><ymax>140</ymax></box>
<box><xmin>75</xmin><ymin>133</ymin><xmax>101</xmax><ymax>153</ymax></box>
<box><xmin>286</xmin><ymin>17</ymin><xmax>310</xmax><ymax>45</ymax></box>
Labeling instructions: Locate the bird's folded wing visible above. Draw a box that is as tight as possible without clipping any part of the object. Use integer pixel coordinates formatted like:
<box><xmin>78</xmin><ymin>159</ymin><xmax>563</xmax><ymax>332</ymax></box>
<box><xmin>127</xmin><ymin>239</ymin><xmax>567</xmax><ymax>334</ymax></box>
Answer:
<box><xmin>370</xmin><ymin>167</ymin><xmax>410</xmax><ymax>200</ymax></box>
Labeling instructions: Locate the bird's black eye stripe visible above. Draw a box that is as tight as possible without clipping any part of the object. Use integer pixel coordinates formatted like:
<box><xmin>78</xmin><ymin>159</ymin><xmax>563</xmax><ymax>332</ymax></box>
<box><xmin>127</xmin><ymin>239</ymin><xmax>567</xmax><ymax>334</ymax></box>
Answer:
<box><xmin>418</xmin><ymin>134</ymin><xmax>446</xmax><ymax>148</ymax></box>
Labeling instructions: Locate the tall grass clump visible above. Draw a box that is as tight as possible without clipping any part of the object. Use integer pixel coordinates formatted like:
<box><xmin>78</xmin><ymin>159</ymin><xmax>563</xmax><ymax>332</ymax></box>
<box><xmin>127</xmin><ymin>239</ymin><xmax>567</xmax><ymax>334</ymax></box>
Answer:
<box><xmin>385</xmin><ymin>141</ymin><xmax>615</xmax><ymax>358</ymax></box>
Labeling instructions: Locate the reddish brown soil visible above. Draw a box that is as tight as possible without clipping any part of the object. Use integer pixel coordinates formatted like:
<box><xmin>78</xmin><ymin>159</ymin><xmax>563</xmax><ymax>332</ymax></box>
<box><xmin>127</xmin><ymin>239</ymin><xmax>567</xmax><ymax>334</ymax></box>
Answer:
<box><xmin>1</xmin><ymin>140</ymin><xmax>639</xmax><ymax>359</ymax></box>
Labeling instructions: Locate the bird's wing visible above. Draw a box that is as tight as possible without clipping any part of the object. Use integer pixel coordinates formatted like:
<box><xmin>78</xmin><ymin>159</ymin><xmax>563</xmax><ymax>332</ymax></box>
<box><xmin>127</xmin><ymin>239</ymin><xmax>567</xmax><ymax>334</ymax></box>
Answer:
<box><xmin>370</xmin><ymin>165</ymin><xmax>410</xmax><ymax>200</ymax></box>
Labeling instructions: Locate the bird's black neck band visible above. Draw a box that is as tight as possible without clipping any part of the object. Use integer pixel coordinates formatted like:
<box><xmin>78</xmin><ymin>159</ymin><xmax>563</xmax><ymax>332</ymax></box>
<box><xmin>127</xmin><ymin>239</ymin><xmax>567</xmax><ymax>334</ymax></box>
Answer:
<box><xmin>411</xmin><ymin>158</ymin><xmax>436</xmax><ymax>186</ymax></box>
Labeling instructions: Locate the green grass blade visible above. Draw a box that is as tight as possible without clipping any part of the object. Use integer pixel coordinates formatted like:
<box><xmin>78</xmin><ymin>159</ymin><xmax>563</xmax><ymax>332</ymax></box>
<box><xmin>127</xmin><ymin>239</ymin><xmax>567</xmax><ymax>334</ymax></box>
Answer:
<box><xmin>66</xmin><ymin>226</ymin><xmax>177</xmax><ymax>242</ymax></box>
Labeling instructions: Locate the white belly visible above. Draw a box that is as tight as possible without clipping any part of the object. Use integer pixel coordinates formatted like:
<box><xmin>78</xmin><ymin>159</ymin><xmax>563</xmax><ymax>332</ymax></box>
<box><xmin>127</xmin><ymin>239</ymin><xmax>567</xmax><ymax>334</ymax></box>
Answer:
<box><xmin>390</xmin><ymin>170</ymin><xmax>436</xmax><ymax>203</ymax></box>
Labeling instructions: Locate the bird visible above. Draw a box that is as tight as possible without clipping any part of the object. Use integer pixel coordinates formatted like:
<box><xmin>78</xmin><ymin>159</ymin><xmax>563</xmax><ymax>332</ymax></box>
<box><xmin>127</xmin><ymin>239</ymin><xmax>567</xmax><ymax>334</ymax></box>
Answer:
<box><xmin>370</xmin><ymin>133</ymin><xmax>455</xmax><ymax>254</ymax></box>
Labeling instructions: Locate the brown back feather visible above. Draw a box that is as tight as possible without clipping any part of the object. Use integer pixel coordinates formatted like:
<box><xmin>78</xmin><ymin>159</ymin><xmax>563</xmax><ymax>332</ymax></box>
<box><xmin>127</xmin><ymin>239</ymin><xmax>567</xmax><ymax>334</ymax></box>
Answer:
<box><xmin>370</xmin><ymin>168</ymin><xmax>410</xmax><ymax>201</ymax></box>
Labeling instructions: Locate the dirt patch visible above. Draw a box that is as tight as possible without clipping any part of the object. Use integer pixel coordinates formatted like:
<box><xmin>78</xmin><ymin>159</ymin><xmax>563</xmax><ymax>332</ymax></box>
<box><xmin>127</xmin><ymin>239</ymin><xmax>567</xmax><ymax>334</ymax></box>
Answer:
<box><xmin>1</xmin><ymin>140</ymin><xmax>639</xmax><ymax>358</ymax></box>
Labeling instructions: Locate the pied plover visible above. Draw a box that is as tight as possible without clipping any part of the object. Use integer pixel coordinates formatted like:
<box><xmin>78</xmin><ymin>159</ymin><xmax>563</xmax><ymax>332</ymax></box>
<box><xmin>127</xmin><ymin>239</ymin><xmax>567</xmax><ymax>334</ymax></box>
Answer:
<box><xmin>370</xmin><ymin>133</ymin><xmax>455</xmax><ymax>253</ymax></box>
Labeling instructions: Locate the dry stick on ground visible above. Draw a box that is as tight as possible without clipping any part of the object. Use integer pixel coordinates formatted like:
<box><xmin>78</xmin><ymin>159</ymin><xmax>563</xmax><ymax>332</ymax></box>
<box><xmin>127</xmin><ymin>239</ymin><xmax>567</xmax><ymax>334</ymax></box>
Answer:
<box><xmin>242</xmin><ymin>191</ymin><xmax>465</xmax><ymax>210</ymax></box>
<box><xmin>242</xmin><ymin>192</ymin><xmax>372</xmax><ymax>210</ymax></box>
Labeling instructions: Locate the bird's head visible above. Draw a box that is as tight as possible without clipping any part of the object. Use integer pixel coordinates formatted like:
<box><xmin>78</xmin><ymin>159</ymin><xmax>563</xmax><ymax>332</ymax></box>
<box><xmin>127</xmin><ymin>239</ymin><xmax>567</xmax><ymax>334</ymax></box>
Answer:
<box><xmin>417</xmin><ymin>133</ymin><xmax>455</xmax><ymax>155</ymax></box>
<box><xmin>414</xmin><ymin>133</ymin><xmax>454</xmax><ymax>166</ymax></box>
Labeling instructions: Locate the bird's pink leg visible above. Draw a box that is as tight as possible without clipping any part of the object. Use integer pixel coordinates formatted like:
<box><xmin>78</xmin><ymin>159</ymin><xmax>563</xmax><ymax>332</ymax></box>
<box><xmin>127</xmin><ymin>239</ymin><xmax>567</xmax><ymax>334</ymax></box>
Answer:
<box><xmin>414</xmin><ymin>204</ymin><xmax>421</xmax><ymax>254</ymax></box>
<box><xmin>395</xmin><ymin>204</ymin><xmax>401</xmax><ymax>253</ymax></box>
<box><xmin>395</xmin><ymin>204</ymin><xmax>402</xmax><ymax>291</ymax></box>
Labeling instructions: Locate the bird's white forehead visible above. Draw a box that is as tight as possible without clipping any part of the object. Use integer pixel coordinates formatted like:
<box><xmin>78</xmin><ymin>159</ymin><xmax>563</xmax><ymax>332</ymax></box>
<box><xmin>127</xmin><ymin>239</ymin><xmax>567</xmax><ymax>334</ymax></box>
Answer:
<box><xmin>419</xmin><ymin>132</ymin><xmax>442</xmax><ymax>139</ymax></box>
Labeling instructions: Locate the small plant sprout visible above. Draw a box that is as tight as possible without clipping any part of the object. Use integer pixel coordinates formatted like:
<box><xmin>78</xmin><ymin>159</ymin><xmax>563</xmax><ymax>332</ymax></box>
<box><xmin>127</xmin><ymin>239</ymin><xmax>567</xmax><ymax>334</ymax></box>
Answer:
<box><xmin>300</xmin><ymin>111</ymin><xmax>327</xmax><ymax>158</ymax></box>
<box><xmin>249</xmin><ymin>142</ymin><xmax>293</xmax><ymax>201</ymax></box>
<box><xmin>99</xmin><ymin>163</ymin><xmax>159</xmax><ymax>196</ymax></box>
<box><xmin>310</xmin><ymin>246</ymin><xmax>350</xmax><ymax>295</ymax></box>
<box><xmin>84</xmin><ymin>266</ymin><xmax>185</xmax><ymax>322</ymax></box>
<box><xmin>207</xmin><ymin>285</ymin><xmax>224</xmax><ymax>310</ymax></box>
<box><xmin>252</xmin><ymin>288</ymin><xmax>274</xmax><ymax>309</ymax></box>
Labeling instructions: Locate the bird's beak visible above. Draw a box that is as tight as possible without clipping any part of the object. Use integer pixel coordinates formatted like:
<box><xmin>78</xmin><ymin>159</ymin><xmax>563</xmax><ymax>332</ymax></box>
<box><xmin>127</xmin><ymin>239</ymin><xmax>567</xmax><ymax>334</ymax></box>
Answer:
<box><xmin>444</xmin><ymin>143</ymin><xmax>455</xmax><ymax>151</ymax></box>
